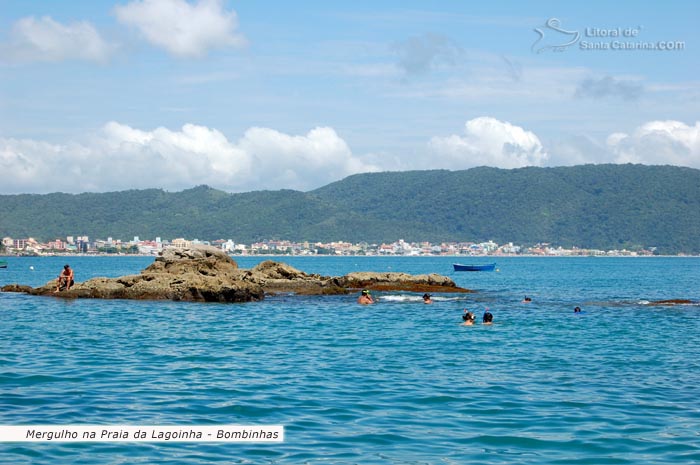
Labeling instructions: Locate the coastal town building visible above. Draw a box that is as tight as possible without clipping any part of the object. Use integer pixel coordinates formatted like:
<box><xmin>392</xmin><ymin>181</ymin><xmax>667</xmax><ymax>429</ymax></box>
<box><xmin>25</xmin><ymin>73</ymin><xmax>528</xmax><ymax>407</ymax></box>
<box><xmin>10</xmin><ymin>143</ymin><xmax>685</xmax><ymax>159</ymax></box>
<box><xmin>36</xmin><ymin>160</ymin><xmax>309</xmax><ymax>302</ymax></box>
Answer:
<box><xmin>1</xmin><ymin>235</ymin><xmax>657</xmax><ymax>257</ymax></box>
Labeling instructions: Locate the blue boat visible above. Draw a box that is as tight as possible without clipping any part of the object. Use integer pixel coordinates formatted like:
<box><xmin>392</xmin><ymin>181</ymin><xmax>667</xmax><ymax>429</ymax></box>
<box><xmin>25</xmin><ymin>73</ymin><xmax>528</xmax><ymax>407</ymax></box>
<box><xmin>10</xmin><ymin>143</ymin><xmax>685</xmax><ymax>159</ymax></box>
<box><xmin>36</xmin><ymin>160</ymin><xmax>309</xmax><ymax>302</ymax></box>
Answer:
<box><xmin>453</xmin><ymin>263</ymin><xmax>496</xmax><ymax>272</ymax></box>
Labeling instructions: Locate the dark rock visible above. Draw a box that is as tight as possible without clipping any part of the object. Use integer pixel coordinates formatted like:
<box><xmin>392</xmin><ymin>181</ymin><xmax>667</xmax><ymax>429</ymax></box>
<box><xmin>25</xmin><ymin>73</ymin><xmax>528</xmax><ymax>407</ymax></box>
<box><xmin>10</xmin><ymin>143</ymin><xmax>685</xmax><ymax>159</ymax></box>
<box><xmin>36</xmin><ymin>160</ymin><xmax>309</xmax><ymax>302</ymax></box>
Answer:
<box><xmin>338</xmin><ymin>271</ymin><xmax>471</xmax><ymax>294</ymax></box>
<box><xmin>647</xmin><ymin>299</ymin><xmax>694</xmax><ymax>306</ymax></box>
<box><xmin>247</xmin><ymin>260</ymin><xmax>348</xmax><ymax>295</ymax></box>
<box><xmin>1</xmin><ymin>284</ymin><xmax>33</xmax><ymax>293</ymax></box>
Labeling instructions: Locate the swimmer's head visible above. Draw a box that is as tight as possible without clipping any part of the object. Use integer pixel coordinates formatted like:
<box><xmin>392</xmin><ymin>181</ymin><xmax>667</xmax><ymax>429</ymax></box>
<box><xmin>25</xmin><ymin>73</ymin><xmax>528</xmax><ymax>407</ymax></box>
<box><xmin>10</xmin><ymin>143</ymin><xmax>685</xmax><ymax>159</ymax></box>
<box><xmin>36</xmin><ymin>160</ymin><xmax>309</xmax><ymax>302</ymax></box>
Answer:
<box><xmin>423</xmin><ymin>293</ymin><xmax>431</xmax><ymax>300</ymax></box>
<box><xmin>361</xmin><ymin>290</ymin><xmax>370</xmax><ymax>296</ymax></box>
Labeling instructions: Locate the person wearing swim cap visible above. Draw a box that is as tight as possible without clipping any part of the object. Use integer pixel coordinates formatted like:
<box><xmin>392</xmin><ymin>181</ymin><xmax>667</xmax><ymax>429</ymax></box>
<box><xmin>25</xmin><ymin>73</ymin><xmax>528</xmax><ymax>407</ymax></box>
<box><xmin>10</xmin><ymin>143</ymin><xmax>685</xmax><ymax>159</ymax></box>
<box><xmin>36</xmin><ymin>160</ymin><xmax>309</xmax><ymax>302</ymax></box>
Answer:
<box><xmin>357</xmin><ymin>289</ymin><xmax>375</xmax><ymax>304</ymax></box>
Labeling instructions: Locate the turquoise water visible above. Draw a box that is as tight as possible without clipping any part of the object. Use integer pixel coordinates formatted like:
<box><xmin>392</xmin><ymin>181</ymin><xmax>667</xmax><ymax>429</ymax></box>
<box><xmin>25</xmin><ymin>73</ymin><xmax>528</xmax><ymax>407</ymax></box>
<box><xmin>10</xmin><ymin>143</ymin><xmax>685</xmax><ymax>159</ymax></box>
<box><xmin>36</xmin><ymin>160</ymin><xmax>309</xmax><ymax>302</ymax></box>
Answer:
<box><xmin>1</xmin><ymin>256</ymin><xmax>700</xmax><ymax>464</ymax></box>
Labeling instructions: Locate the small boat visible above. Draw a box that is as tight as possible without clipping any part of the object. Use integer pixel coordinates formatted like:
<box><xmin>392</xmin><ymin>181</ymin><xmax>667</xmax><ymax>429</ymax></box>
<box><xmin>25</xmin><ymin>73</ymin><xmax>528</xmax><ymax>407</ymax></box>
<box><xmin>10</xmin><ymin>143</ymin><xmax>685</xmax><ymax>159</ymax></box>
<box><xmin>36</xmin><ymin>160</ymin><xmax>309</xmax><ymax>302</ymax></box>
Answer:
<box><xmin>453</xmin><ymin>263</ymin><xmax>496</xmax><ymax>272</ymax></box>
<box><xmin>0</xmin><ymin>261</ymin><xmax>7</xmax><ymax>269</ymax></box>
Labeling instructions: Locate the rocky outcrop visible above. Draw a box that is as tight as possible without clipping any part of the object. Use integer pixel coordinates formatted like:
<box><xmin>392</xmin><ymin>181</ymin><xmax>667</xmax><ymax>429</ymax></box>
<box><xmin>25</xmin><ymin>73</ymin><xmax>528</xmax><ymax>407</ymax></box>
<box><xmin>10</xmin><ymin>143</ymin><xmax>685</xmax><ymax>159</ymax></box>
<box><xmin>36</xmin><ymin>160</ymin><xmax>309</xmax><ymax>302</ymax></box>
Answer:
<box><xmin>1</xmin><ymin>246</ymin><xmax>470</xmax><ymax>302</ymax></box>
<box><xmin>247</xmin><ymin>261</ymin><xmax>348</xmax><ymax>295</ymax></box>
<box><xmin>8</xmin><ymin>246</ymin><xmax>264</xmax><ymax>303</ymax></box>
<box><xmin>337</xmin><ymin>271</ymin><xmax>460</xmax><ymax>294</ymax></box>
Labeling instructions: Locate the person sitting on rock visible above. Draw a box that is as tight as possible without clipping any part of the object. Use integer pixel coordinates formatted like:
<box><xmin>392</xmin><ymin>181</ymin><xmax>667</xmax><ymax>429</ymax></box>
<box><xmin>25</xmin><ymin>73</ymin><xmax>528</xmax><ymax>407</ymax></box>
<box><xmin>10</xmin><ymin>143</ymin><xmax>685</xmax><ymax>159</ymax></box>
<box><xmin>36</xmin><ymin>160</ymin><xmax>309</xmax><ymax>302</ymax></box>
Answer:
<box><xmin>55</xmin><ymin>264</ymin><xmax>74</xmax><ymax>292</ymax></box>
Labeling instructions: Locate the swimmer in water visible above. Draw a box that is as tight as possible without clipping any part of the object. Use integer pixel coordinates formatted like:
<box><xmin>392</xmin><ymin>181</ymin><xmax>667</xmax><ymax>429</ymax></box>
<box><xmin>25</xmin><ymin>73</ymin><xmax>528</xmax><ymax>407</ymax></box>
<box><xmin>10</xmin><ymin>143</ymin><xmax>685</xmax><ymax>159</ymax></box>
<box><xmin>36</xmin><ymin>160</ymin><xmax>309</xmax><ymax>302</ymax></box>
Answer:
<box><xmin>461</xmin><ymin>310</ymin><xmax>476</xmax><ymax>326</ymax></box>
<box><xmin>482</xmin><ymin>308</ymin><xmax>493</xmax><ymax>325</ymax></box>
<box><xmin>422</xmin><ymin>293</ymin><xmax>433</xmax><ymax>304</ymax></box>
<box><xmin>357</xmin><ymin>289</ymin><xmax>375</xmax><ymax>305</ymax></box>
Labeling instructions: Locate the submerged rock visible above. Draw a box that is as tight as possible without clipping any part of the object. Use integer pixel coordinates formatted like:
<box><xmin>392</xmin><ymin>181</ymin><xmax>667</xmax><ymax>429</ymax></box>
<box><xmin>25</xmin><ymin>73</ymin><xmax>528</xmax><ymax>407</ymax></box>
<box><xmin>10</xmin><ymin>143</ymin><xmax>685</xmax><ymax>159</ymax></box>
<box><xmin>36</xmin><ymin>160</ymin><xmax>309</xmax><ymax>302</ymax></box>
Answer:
<box><xmin>1</xmin><ymin>246</ymin><xmax>470</xmax><ymax>302</ymax></box>
<box><xmin>647</xmin><ymin>299</ymin><xmax>695</xmax><ymax>306</ymax></box>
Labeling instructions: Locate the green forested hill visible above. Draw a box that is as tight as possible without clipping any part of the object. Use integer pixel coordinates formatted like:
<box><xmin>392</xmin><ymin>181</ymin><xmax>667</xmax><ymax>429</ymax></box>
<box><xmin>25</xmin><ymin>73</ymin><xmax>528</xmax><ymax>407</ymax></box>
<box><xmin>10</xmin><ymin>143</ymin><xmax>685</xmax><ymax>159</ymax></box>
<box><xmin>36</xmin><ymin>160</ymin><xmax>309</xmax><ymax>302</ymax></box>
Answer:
<box><xmin>311</xmin><ymin>164</ymin><xmax>700</xmax><ymax>253</ymax></box>
<box><xmin>1</xmin><ymin>164</ymin><xmax>699</xmax><ymax>254</ymax></box>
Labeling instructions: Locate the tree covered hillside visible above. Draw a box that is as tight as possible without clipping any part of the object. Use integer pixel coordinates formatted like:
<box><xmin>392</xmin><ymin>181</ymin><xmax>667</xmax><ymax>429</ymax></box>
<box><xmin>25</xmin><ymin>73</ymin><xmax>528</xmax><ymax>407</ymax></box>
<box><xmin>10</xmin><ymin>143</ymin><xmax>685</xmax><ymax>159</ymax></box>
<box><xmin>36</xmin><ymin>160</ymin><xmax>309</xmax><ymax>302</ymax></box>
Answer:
<box><xmin>311</xmin><ymin>164</ymin><xmax>700</xmax><ymax>253</ymax></box>
<box><xmin>1</xmin><ymin>164</ymin><xmax>698</xmax><ymax>254</ymax></box>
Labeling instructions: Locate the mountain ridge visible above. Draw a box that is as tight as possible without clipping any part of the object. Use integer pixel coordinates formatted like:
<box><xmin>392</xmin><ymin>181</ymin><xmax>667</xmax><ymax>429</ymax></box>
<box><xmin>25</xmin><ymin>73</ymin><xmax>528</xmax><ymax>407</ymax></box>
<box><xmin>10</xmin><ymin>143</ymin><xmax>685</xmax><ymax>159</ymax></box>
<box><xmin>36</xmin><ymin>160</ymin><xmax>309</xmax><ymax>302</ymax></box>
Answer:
<box><xmin>1</xmin><ymin>164</ymin><xmax>699</xmax><ymax>254</ymax></box>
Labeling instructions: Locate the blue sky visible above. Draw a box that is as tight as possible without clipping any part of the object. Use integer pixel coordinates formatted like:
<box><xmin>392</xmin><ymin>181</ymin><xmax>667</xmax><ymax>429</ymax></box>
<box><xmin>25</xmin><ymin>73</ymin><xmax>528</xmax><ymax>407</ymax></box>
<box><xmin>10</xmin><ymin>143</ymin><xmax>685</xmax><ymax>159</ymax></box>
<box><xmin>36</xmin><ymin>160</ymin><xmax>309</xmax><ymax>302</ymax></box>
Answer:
<box><xmin>1</xmin><ymin>0</ymin><xmax>698</xmax><ymax>194</ymax></box>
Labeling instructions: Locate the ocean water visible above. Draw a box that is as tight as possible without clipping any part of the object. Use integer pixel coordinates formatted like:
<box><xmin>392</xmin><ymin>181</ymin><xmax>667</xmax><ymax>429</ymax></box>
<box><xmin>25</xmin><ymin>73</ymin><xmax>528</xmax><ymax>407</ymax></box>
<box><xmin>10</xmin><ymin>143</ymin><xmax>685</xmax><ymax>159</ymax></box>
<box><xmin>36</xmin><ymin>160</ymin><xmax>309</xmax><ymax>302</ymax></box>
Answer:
<box><xmin>1</xmin><ymin>255</ymin><xmax>699</xmax><ymax>464</ymax></box>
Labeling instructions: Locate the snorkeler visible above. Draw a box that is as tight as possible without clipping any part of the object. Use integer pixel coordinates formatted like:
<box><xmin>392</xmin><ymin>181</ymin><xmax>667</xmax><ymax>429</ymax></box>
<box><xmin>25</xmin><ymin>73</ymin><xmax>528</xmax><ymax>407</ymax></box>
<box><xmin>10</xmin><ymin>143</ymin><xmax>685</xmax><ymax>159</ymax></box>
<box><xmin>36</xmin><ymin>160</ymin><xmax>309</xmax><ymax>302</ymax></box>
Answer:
<box><xmin>461</xmin><ymin>310</ymin><xmax>476</xmax><ymax>326</ymax></box>
<box><xmin>357</xmin><ymin>289</ymin><xmax>375</xmax><ymax>305</ymax></box>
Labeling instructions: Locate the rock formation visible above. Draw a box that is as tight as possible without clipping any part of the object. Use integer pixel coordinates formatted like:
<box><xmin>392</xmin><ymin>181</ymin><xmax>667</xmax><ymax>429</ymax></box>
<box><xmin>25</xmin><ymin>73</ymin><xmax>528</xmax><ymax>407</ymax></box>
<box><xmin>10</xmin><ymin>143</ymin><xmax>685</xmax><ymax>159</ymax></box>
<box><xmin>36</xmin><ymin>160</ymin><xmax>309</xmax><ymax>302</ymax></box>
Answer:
<box><xmin>647</xmin><ymin>299</ymin><xmax>694</xmax><ymax>306</ymax></box>
<box><xmin>337</xmin><ymin>271</ymin><xmax>457</xmax><ymax>293</ymax></box>
<box><xmin>1</xmin><ymin>246</ymin><xmax>471</xmax><ymax>303</ymax></box>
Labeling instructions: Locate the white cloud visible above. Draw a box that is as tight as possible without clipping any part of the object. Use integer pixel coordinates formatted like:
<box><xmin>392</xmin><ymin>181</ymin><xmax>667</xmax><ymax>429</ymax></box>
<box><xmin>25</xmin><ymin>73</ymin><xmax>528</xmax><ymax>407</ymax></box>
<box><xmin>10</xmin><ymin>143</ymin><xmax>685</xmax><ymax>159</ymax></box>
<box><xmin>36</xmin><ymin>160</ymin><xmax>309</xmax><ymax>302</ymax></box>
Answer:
<box><xmin>4</xmin><ymin>118</ymin><xmax>699</xmax><ymax>195</ymax></box>
<box><xmin>0</xmin><ymin>16</ymin><xmax>113</xmax><ymax>63</ymax></box>
<box><xmin>96</xmin><ymin>121</ymin><xmax>251</xmax><ymax>186</ymax></box>
<box><xmin>0</xmin><ymin>123</ymin><xmax>378</xmax><ymax>194</ymax></box>
<box><xmin>114</xmin><ymin>0</ymin><xmax>246</xmax><ymax>57</ymax></box>
<box><xmin>607</xmin><ymin>120</ymin><xmax>700</xmax><ymax>167</ymax></box>
<box><xmin>428</xmin><ymin>117</ymin><xmax>548</xmax><ymax>169</ymax></box>
<box><xmin>238</xmin><ymin>126</ymin><xmax>376</xmax><ymax>189</ymax></box>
